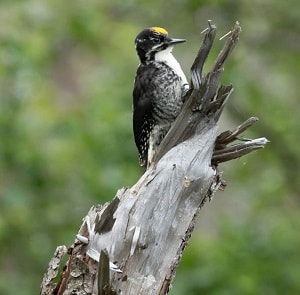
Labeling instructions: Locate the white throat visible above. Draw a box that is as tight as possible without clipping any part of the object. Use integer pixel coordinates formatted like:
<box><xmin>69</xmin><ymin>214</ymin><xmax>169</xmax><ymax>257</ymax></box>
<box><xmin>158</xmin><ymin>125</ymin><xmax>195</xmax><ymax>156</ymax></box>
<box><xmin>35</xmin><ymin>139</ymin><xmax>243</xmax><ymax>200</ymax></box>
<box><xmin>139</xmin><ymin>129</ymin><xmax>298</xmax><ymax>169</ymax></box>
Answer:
<box><xmin>154</xmin><ymin>47</ymin><xmax>188</xmax><ymax>85</ymax></box>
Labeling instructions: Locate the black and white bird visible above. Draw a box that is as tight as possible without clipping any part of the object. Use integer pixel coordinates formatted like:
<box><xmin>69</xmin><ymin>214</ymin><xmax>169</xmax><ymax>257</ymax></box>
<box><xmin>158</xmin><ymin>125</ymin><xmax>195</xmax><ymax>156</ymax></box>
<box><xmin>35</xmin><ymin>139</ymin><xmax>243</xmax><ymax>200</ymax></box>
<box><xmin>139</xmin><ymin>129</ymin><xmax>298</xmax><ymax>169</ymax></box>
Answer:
<box><xmin>133</xmin><ymin>27</ymin><xmax>189</xmax><ymax>168</ymax></box>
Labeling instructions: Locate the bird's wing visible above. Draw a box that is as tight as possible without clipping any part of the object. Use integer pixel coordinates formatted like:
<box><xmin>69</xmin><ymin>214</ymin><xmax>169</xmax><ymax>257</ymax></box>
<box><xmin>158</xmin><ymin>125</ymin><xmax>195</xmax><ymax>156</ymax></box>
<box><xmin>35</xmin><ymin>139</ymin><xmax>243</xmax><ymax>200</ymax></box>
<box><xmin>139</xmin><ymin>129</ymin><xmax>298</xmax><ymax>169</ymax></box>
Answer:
<box><xmin>132</xmin><ymin>65</ymin><xmax>159</xmax><ymax>166</ymax></box>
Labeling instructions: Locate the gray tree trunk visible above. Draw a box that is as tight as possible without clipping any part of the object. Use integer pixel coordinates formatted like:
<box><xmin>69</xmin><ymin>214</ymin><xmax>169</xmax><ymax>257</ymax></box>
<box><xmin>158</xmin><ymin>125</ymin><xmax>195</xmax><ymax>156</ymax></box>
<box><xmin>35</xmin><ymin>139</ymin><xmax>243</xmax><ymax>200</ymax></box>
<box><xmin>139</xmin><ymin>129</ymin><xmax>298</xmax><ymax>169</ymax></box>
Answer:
<box><xmin>41</xmin><ymin>21</ymin><xmax>268</xmax><ymax>295</ymax></box>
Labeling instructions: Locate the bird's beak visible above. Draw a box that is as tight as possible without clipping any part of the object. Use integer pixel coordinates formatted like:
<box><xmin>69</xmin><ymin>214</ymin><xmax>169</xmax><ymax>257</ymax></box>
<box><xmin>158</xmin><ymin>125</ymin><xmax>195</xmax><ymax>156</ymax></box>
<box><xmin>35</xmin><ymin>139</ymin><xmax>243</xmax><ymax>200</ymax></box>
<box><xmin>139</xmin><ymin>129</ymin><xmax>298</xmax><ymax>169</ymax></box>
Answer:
<box><xmin>167</xmin><ymin>37</ymin><xmax>186</xmax><ymax>45</ymax></box>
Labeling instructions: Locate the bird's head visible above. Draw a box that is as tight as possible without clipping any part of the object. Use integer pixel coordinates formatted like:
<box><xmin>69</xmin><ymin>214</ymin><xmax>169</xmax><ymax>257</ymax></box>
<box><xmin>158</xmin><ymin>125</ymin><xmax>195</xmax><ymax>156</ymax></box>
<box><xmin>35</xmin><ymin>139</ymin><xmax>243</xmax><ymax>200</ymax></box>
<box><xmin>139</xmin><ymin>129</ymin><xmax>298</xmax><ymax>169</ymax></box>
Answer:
<box><xmin>135</xmin><ymin>27</ymin><xmax>186</xmax><ymax>64</ymax></box>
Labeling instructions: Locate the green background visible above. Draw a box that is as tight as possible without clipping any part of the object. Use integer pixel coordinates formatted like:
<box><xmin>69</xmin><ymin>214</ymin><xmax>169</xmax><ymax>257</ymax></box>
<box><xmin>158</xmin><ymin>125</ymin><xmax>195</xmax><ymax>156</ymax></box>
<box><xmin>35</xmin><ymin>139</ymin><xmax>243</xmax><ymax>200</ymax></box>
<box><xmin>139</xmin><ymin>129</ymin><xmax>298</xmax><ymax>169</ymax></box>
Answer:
<box><xmin>0</xmin><ymin>0</ymin><xmax>299</xmax><ymax>294</ymax></box>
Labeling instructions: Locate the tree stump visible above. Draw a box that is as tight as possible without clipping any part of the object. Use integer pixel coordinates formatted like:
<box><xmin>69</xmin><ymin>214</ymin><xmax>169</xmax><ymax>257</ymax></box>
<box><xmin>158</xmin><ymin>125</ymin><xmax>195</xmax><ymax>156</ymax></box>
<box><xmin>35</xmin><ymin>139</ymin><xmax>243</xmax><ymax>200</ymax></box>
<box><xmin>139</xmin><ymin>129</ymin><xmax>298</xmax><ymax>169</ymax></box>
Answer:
<box><xmin>40</xmin><ymin>21</ymin><xmax>268</xmax><ymax>295</ymax></box>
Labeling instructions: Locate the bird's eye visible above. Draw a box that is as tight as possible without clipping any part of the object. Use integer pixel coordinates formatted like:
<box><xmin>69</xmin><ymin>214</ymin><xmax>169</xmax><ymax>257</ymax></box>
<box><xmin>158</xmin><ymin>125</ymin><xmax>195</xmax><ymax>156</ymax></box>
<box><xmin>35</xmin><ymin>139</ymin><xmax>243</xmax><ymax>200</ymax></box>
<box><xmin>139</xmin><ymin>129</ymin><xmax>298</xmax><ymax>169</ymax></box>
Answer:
<box><xmin>152</xmin><ymin>37</ymin><xmax>160</xmax><ymax>43</ymax></box>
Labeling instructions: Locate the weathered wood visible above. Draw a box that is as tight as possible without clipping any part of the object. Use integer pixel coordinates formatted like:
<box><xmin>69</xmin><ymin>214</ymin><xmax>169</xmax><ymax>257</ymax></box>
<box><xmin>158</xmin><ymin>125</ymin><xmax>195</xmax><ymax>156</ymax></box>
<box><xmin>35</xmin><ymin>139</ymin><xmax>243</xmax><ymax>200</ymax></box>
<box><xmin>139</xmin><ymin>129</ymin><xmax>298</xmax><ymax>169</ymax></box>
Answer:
<box><xmin>40</xmin><ymin>21</ymin><xmax>268</xmax><ymax>295</ymax></box>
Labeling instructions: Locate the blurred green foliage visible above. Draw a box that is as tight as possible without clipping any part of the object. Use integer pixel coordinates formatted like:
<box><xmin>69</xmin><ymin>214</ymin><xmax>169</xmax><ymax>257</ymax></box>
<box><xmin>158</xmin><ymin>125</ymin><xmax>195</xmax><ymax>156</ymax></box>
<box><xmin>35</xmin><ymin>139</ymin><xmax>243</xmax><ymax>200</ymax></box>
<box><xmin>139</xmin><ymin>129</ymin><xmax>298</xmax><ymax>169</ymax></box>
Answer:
<box><xmin>0</xmin><ymin>1</ymin><xmax>299</xmax><ymax>294</ymax></box>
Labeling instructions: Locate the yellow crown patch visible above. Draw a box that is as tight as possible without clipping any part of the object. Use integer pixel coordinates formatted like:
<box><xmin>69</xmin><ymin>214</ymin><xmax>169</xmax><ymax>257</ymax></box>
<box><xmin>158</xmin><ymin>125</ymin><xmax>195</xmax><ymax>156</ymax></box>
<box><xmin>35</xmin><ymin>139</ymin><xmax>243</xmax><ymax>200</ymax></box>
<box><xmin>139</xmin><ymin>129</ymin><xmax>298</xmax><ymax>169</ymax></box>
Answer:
<box><xmin>151</xmin><ymin>27</ymin><xmax>168</xmax><ymax>35</ymax></box>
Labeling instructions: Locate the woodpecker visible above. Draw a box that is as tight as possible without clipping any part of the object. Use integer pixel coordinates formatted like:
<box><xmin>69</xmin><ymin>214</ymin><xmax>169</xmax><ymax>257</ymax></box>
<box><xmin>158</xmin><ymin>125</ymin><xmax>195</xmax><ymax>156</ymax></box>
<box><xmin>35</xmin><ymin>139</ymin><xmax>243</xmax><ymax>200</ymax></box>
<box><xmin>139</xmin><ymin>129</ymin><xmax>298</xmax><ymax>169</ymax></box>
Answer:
<box><xmin>133</xmin><ymin>27</ymin><xmax>189</xmax><ymax>168</ymax></box>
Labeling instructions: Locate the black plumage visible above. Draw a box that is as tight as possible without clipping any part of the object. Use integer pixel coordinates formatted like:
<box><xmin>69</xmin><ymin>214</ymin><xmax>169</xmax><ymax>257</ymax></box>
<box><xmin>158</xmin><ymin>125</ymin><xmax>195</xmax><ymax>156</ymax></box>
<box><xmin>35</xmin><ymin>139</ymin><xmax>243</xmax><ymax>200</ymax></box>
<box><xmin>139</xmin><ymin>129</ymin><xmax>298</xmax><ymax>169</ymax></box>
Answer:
<box><xmin>133</xmin><ymin>27</ymin><xmax>188</xmax><ymax>168</ymax></box>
